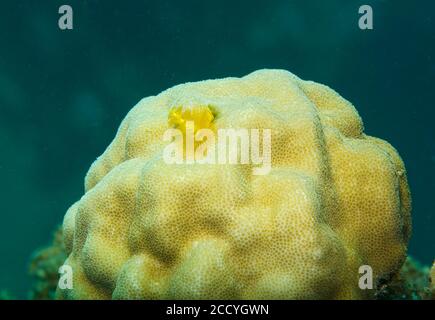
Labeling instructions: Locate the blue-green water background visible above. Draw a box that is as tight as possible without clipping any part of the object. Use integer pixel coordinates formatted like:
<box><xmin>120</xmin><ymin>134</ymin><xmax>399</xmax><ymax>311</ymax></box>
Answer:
<box><xmin>0</xmin><ymin>0</ymin><xmax>433</xmax><ymax>298</ymax></box>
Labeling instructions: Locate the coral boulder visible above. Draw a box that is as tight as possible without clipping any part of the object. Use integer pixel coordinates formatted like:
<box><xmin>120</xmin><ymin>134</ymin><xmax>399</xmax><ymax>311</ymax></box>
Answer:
<box><xmin>58</xmin><ymin>70</ymin><xmax>411</xmax><ymax>299</ymax></box>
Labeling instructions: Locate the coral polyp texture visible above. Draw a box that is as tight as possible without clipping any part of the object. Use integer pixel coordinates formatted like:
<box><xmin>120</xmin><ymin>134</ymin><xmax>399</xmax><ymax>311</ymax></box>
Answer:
<box><xmin>58</xmin><ymin>69</ymin><xmax>411</xmax><ymax>299</ymax></box>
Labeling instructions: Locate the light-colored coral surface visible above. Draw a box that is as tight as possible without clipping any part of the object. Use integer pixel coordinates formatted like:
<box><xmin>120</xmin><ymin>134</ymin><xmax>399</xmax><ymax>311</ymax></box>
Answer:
<box><xmin>58</xmin><ymin>70</ymin><xmax>411</xmax><ymax>299</ymax></box>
